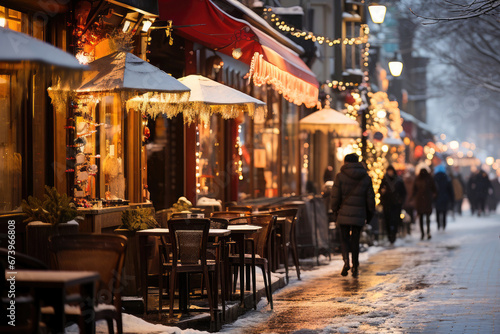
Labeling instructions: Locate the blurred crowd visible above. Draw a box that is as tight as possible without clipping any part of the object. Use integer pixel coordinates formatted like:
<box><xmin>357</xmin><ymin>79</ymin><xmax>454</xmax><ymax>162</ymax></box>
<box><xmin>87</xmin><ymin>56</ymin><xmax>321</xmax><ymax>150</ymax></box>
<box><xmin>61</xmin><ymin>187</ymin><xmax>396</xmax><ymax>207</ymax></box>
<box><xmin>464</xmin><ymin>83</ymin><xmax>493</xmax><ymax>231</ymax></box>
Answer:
<box><xmin>380</xmin><ymin>162</ymin><xmax>499</xmax><ymax>242</ymax></box>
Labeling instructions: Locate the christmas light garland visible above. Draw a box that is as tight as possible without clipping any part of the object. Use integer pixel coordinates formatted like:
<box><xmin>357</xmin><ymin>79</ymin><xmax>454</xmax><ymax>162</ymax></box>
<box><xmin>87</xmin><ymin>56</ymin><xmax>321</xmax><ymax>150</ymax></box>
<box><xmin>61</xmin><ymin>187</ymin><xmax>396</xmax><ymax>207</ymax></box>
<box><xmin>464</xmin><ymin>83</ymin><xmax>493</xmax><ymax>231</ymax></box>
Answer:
<box><xmin>263</xmin><ymin>8</ymin><xmax>369</xmax><ymax>46</ymax></box>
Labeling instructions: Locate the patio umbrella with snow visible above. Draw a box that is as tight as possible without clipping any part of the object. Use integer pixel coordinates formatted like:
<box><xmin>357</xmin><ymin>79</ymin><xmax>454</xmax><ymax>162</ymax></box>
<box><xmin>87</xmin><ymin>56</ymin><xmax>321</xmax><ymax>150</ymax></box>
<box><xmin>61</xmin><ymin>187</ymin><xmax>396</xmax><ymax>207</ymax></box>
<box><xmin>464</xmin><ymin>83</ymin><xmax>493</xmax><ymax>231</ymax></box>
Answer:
<box><xmin>300</xmin><ymin>106</ymin><xmax>360</xmax><ymax>137</ymax></box>
<box><xmin>177</xmin><ymin>75</ymin><xmax>266</xmax><ymax>123</ymax></box>
<box><xmin>48</xmin><ymin>51</ymin><xmax>191</xmax><ymax>116</ymax></box>
<box><xmin>0</xmin><ymin>26</ymin><xmax>86</xmax><ymax>70</ymax></box>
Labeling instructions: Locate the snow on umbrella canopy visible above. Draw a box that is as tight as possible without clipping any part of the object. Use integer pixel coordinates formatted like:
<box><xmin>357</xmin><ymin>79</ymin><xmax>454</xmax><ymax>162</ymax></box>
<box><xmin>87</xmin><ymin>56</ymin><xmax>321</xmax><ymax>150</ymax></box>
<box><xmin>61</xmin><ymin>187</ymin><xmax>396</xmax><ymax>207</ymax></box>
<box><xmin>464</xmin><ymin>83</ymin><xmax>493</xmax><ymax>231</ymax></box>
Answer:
<box><xmin>300</xmin><ymin>106</ymin><xmax>360</xmax><ymax>137</ymax></box>
<box><xmin>0</xmin><ymin>26</ymin><xmax>86</xmax><ymax>70</ymax></box>
<box><xmin>74</xmin><ymin>51</ymin><xmax>191</xmax><ymax>117</ymax></box>
<box><xmin>176</xmin><ymin>74</ymin><xmax>266</xmax><ymax>124</ymax></box>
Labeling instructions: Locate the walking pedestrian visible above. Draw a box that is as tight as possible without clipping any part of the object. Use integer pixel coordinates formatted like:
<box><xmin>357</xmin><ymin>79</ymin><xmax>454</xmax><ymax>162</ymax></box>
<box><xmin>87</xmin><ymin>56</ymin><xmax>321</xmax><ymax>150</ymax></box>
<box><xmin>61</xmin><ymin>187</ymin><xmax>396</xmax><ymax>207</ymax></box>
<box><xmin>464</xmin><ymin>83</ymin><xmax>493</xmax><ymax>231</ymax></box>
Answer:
<box><xmin>487</xmin><ymin>169</ymin><xmax>500</xmax><ymax>213</ymax></box>
<box><xmin>467</xmin><ymin>168</ymin><xmax>479</xmax><ymax>215</ymax></box>
<box><xmin>380</xmin><ymin>165</ymin><xmax>407</xmax><ymax>245</ymax></box>
<box><xmin>331</xmin><ymin>153</ymin><xmax>375</xmax><ymax>277</ymax></box>
<box><xmin>475</xmin><ymin>169</ymin><xmax>493</xmax><ymax>216</ymax></box>
<box><xmin>450</xmin><ymin>169</ymin><xmax>465</xmax><ymax>216</ymax></box>
<box><xmin>412</xmin><ymin>165</ymin><xmax>437</xmax><ymax>240</ymax></box>
<box><xmin>433</xmin><ymin>164</ymin><xmax>453</xmax><ymax>231</ymax></box>
<box><xmin>402</xmin><ymin>166</ymin><xmax>416</xmax><ymax>233</ymax></box>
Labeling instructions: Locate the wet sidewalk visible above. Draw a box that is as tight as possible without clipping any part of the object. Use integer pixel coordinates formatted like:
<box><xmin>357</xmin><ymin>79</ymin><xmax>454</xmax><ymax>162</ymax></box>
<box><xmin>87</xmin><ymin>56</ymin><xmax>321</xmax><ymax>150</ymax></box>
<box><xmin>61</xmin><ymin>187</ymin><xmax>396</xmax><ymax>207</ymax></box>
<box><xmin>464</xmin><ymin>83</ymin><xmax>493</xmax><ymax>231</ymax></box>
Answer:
<box><xmin>220</xmin><ymin>212</ymin><xmax>500</xmax><ymax>333</ymax></box>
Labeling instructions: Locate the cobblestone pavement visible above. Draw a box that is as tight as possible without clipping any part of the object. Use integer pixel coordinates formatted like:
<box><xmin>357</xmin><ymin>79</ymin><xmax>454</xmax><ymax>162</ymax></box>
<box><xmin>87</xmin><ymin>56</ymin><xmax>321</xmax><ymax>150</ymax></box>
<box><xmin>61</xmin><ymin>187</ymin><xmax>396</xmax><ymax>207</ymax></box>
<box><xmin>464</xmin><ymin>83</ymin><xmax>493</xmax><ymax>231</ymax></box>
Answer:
<box><xmin>220</xmin><ymin>211</ymin><xmax>500</xmax><ymax>334</ymax></box>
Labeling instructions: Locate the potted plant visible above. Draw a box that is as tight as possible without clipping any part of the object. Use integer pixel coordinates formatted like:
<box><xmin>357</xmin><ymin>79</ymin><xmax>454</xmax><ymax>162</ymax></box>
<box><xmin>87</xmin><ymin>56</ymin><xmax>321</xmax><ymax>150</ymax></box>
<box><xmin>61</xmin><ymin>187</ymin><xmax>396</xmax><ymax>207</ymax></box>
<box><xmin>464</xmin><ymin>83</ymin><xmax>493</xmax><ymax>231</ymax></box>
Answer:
<box><xmin>115</xmin><ymin>207</ymin><xmax>160</xmax><ymax>297</ymax></box>
<box><xmin>22</xmin><ymin>186</ymin><xmax>82</xmax><ymax>265</ymax></box>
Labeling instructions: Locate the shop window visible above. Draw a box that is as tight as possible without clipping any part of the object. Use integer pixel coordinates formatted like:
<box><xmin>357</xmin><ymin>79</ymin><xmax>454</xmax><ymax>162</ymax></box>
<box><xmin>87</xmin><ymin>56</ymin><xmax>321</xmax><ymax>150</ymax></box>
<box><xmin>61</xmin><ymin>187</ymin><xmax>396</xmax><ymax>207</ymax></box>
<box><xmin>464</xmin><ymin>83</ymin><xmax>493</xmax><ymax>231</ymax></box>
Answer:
<box><xmin>72</xmin><ymin>95</ymin><xmax>126</xmax><ymax>204</ymax></box>
<box><xmin>0</xmin><ymin>74</ymin><xmax>22</xmax><ymax>212</ymax></box>
<box><xmin>0</xmin><ymin>6</ymin><xmax>23</xmax><ymax>32</ymax></box>
<box><xmin>197</xmin><ymin>115</ymin><xmax>224</xmax><ymax>201</ymax></box>
<box><xmin>253</xmin><ymin>88</ymin><xmax>279</xmax><ymax>198</ymax></box>
<box><xmin>281</xmin><ymin>101</ymin><xmax>299</xmax><ymax>196</ymax></box>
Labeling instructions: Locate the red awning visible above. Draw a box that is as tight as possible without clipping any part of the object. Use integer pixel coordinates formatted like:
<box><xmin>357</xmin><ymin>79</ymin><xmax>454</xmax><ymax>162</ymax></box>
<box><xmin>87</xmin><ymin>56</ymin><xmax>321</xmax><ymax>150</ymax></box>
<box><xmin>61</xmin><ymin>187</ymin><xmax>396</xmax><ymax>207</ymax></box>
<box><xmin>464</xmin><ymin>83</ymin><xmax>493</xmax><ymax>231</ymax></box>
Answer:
<box><xmin>159</xmin><ymin>0</ymin><xmax>319</xmax><ymax>108</ymax></box>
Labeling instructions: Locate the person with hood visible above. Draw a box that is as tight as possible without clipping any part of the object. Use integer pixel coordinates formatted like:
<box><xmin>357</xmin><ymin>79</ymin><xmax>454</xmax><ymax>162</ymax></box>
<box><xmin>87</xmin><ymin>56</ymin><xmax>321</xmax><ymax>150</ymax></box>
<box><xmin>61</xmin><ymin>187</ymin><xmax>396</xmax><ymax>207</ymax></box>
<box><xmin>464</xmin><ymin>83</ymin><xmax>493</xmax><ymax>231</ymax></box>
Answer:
<box><xmin>475</xmin><ymin>169</ymin><xmax>493</xmax><ymax>216</ymax></box>
<box><xmin>331</xmin><ymin>153</ymin><xmax>376</xmax><ymax>277</ymax></box>
<box><xmin>433</xmin><ymin>164</ymin><xmax>454</xmax><ymax>230</ymax></box>
<box><xmin>380</xmin><ymin>165</ymin><xmax>407</xmax><ymax>245</ymax></box>
<box><xmin>450</xmin><ymin>168</ymin><xmax>465</xmax><ymax>216</ymax></box>
<box><xmin>412</xmin><ymin>166</ymin><xmax>437</xmax><ymax>240</ymax></box>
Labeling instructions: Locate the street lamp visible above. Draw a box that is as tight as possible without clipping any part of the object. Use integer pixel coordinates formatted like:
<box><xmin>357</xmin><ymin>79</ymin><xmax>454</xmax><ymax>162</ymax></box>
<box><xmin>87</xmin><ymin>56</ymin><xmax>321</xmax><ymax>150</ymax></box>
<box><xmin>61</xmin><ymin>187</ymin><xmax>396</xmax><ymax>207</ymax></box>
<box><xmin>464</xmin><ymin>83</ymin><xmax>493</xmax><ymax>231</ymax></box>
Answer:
<box><xmin>388</xmin><ymin>53</ymin><xmax>403</xmax><ymax>77</ymax></box>
<box><xmin>368</xmin><ymin>4</ymin><xmax>387</xmax><ymax>24</ymax></box>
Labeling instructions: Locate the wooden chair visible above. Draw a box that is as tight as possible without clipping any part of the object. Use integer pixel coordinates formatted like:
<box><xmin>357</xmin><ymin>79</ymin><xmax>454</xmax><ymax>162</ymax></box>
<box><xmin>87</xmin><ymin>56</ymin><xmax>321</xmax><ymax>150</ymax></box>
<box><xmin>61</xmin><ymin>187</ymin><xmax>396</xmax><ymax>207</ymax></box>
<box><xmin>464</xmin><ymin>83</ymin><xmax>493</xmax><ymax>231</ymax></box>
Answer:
<box><xmin>225</xmin><ymin>205</ymin><xmax>252</xmax><ymax>214</ymax></box>
<box><xmin>270</xmin><ymin>208</ymin><xmax>301</xmax><ymax>283</ymax></box>
<box><xmin>228</xmin><ymin>214</ymin><xmax>276</xmax><ymax>309</ymax></box>
<box><xmin>48</xmin><ymin>234</ymin><xmax>127</xmax><ymax>334</ymax></box>
<box><xmin>211</xmin><ymin>211</ymin><xmax>251</xmax><ymax>225</ymax></box>
<box><xmin>0</xmin><ymin>248</ymin><xmax>48</xmax><ymax>334</ymax></box>
<box><xmin>158</xmin><ymin>219</ymin><xmax>219</xmax><ymax>322</ymax></box>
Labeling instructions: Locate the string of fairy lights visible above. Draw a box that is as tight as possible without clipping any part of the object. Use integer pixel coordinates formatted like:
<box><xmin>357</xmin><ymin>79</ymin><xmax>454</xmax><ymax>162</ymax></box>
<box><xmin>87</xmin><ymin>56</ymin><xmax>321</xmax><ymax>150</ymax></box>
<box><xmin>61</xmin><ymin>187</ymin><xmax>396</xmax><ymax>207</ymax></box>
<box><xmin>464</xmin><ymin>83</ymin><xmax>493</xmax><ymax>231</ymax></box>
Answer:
<box><xmin>262</xmin><ymin>8</ymin><xmax>370</xmax><ymax>46</ymax></box>
<box><xmin>261</xmin><ymin>8</ymin><xmax>371</xmax><ymax>90</ymax></box>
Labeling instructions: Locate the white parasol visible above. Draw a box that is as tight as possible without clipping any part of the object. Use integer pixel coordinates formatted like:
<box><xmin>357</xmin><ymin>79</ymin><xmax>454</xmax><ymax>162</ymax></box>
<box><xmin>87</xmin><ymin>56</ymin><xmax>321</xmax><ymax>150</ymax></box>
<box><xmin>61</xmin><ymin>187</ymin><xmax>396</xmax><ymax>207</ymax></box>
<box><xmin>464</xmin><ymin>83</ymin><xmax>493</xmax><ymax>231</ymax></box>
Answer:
<box><xmin>300</xmin><ymin>106</ymin><xmax>360</xmax><ymax>137</ymax></box>
<box><xmin>76</xmin><ymin>51</ymin><xmax>190</xmax><ymax>95</ymax></box>
<box><xmin>177</xmin><ymin>75</ymin><xmax>266</xmax><ymax>124</ymax></box>
<box><xmin>49</xmin><ymin>51</ymin><xmax>191</xmax><ymax>117</ymax></box>
<box><xmin>0</xmin><ymin>26</ymin><xmax>86</xmax><ymax>70</ymax></box>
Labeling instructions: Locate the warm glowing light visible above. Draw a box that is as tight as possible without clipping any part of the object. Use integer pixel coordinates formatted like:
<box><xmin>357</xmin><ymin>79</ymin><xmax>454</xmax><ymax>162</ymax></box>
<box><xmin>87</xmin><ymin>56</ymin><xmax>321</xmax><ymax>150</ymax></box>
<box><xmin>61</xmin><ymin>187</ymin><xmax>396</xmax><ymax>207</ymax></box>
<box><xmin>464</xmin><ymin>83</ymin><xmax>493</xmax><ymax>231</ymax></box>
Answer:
<box><xmin>142</xmin><ymin>20</ymin><xmax>153</xmax><ymax>32</ymax></box>
<box><xmin>388</xmin><ymin>60</ymin><xmax>403</xmax><ymax>77</ymax></box>
<box><xmin>377</xmin><ymin>110</ymin><xmax>387</xmax><ymax>119</ymax></box>
<box><xmin>368</xmin><ymin>4</ymin><xmax>387</xmax><ymax>24</ymax></box>
<box><xmin>232</xmin><ymin>48</ymin><xmax>243</xmax><ymax>60</ymax></box>
<box><xmin>403</xmin><ymin>137</ymin><xmax>410</xmax><ymax>145</ymax></box>
<box><xmin>427</xmin><ymin>153</ymin><xmax>433</xmax><ymax>160</ymax></box>
<box><xmin>440</xmin><ymin>134</ymin><xmax>446</xmax><ymax>140</ymax></box>
<box><xmin>486</xmin><ymin>156</ymin><xmax>495</xmax><ymax>165</ymax></box>
<box><xmin>467</xmin><ymin>151</ymin><xmax>473</xmax><ymax>158</ymax></box>
<box><xmin>449</xmin><ymin>141</ymin><xmax>459</xmax><ymax>150</ymax></box>
<box><xmin>0</xmin><ymin>10</ymin><xmax>5</xmax><ymax>28</ymax></box>
<box><xmin>446</xmin><ymin>157</ymin><xmax>454</xmax><ymax>166</ymax></box>
<box><xmin>382</xmin><ymin>145</ymin><xmax>389</xmax><ymax>153</ymax></box>
<box><xmin>122</xmin><ymin>20</ymin><xmax>131</xmax><ymax>33</ymax></box>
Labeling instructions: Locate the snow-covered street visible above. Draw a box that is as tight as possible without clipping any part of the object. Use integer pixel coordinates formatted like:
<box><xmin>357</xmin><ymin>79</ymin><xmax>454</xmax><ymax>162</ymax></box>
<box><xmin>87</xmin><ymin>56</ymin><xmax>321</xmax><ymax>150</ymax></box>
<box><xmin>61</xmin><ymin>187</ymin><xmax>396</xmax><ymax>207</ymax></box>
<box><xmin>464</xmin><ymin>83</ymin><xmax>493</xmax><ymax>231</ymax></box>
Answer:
<box><xmin>219</xmin><ymin>211</ymin><xmax>499</xmax><ymax>333</ymax></box>
<box><xmin>78</xmin><ymin>210</ymin><xmax>499</xmax><ymax>334</ymax></box>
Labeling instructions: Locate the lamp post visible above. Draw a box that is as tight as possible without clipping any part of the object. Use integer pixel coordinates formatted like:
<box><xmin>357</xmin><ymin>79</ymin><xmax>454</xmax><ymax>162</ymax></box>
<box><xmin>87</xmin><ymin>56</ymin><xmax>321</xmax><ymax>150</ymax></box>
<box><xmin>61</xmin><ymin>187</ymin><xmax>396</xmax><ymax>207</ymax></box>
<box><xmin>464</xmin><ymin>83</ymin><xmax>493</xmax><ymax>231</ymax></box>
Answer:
<box><xmin>368</xmin><ymin>3</ymin><xmax>387</xmax><ymax>24</ymax></box>
<box><xmin>388</xmin><ymin>52</ymin><xmax>403</xmax><ymax>77</ymax></box>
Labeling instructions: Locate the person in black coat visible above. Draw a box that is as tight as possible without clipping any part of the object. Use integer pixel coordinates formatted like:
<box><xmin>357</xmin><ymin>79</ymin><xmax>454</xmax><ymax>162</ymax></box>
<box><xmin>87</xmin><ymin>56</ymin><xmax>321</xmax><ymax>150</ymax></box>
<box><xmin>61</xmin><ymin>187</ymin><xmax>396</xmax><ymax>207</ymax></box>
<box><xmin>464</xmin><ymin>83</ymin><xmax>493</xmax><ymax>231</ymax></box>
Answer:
<box><xmin>475</xmin><ymin>170</ymin><xmax>493</xmax><ymax>216</ymax></box>
<box><xmin>331</xmin><ymin>153</ymin><xmax>376</xmax><ymax>277</ymax></box>
<box><xmin>380</xmin><ymin>165</ymin><xmax>407</xmax><ymax>245</ymax></box>
<box><xmin>412</xmin><ymin>167</ymin><xmax>437</xmax><ymax>240</ymax></box>
<box><xmin>433</xmin><ymin>164</ymin><xmax>454</xmax><ymax>230</ymax></box>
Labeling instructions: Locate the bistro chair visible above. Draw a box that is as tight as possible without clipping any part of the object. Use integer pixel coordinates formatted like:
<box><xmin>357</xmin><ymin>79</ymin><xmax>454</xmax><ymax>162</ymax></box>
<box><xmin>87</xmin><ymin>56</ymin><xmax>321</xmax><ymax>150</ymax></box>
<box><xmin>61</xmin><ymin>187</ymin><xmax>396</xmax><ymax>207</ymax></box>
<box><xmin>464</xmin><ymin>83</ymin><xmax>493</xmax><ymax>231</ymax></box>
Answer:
<box><xmin>47</xmin><ymin>234</ymin><xmax>127</xmax><ymax>334</ymax></box>
<box><xmin>270</xmin><ymin>208</ymin><xmax>301</xmax><ymax>283</ymax></box>
<box><xmin>211</xmin><ymin>211</ymin><xmax>252</xmax><ymax>225</ymax></box>
<box><xmin>0</xmin><ymin>248</ymin><xmax>48</xmax><ymax>334</ymax></box>
<box><xmin>228</xmin><ymin>214</ymin><xmax>276</xmax><ymax>309</ymax></box>
<box><xmin>158</xmin><ymin>219</ymin><xmax>219</xmax><ymax>322</ymax></box>
<box><xmin>225</xmin><ymin>204</ymin><xmax>253</xmax><ymax>214</ymax></box>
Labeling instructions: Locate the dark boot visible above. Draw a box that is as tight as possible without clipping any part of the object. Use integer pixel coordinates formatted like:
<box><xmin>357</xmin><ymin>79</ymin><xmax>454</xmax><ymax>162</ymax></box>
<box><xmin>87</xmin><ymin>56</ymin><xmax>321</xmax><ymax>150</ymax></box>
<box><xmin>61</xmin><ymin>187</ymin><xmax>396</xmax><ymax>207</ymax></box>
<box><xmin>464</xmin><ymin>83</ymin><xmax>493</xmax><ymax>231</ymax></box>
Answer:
<box><xmin>352</xmin><ymin>266</ymin><xmax>359</xmax><ymax>277</ymax></box>
<box><xmin>341</xmin><ymin>263</ymin><xmax>350</xmax><ymax>276</ymax></box>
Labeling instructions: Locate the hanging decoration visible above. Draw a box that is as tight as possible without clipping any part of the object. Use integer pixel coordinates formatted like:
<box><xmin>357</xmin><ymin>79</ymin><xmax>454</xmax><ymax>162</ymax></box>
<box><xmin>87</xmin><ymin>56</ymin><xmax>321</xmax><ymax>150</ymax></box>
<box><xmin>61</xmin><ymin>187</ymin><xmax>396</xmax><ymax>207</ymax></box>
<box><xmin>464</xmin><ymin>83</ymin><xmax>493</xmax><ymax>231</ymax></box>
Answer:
<box><xmin>263</xmin><ymin>8</ymin><xmax>369</xmax><ymax>46</ymax></box>
<box><xmin>247</xmin><ymin>52</ymin><xmax>319</xmax><ymax>109</ymax></box>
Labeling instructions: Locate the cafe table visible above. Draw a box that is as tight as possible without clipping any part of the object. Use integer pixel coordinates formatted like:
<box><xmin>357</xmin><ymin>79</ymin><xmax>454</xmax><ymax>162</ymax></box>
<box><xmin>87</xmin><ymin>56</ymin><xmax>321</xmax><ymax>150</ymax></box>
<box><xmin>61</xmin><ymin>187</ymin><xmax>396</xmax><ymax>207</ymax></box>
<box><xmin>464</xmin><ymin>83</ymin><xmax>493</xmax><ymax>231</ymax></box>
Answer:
<box><xmin>137</xmin><ymin>228</ymin><xmax>231</xmax><ymax>314</ymax></box>
<box><xmin>6</xmin><ymin>269</ymin><xmax>100</xmax><ymax>334</ymax></box>
<box><xmin>226</xmin><ymin>224</ymin><xmax>262</xmax><ymax>307</ymax></box>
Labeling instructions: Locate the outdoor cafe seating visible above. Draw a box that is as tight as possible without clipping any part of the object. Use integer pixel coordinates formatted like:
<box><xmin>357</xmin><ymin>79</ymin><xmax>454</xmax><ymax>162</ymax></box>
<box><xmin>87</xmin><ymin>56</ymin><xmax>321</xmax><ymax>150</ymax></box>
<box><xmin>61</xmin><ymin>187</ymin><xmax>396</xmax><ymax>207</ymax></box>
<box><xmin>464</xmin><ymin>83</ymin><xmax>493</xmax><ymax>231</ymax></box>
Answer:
<box><xmin>157</xmin><ymin>219</ymin><xmax>220</xmax><ymax>322</ymax></box>
<box><xmin>1</xmin><ymin>248</ymin><xmax>48</xmax><ymax>334</ymax></box>
<box><xmin>228</xmin><ymin>213</ymin><xmax>276</xmax><ymax>309</ymax></box>
<box><xmin>46</xmin><ymin>234</ymin><xmax>127</xmax><ymax>334</ymax></box>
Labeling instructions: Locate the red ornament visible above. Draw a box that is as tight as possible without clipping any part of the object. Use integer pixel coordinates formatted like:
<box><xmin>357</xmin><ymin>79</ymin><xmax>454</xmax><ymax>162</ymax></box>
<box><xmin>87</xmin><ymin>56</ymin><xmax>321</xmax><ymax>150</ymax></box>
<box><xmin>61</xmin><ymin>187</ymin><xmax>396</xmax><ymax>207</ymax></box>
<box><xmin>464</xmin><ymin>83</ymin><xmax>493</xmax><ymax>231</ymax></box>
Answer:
<box><xmin>143</xmin><ymin>126</ymin><xmax>150</xmax><ymax>140</ymax></box>
<box><xmin>344</xmin><ymin>93</ymin><xmax>356</xmax><ymax>105</ymax></box>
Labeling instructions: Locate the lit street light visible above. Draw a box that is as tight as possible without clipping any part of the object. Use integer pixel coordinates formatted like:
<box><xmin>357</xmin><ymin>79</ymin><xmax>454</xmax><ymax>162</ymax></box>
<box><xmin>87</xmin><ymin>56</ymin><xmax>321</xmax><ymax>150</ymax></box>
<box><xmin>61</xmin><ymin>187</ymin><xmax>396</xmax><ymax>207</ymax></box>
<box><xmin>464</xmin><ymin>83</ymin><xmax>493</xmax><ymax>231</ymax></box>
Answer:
<box><xmin>368</xmin><ymin>4</ymin><xmax>387</xmax><ymax>24</ymax></box>
<box><xmin>388</xmin><ymin>53</ymin><xmax>403</xmax><ymax>77</ymax></box>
